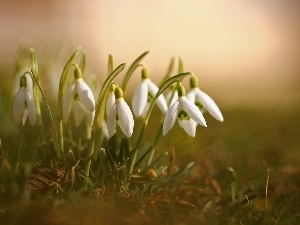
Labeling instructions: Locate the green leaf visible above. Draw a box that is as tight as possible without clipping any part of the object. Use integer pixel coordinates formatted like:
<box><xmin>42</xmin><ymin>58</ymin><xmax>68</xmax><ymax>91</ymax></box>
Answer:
<box><xmin>29</xmin><ymin>48</ymin><xmax>38</xmax><ymax>79</ymax></box>
<box><xmin>107</xmin><ymin>54</ymin><xmax>113</xmax><ymax>76</ymax></box>
<box><xmin>178</xmin><ymin>55</ymin><xmax>184</xmax><ymax>73</ymax></box>
<box><xmin>100</xmin><ymin>148</ymin><xmax>112</xmax><ymax>176</ymax></box>
<box><xmin>142</xmin><ymin>152</ymin><xmax>168</xmax><ymax>173</ymax></box>
<box><xmin>122</xmin><ymin>51</ymin><xmax>149</xmax><ymax>95</ymax></box>
<box><xmin>162</xmin><ymin>161</ymin><xmax>194</xmax><ymax>184</ymax></box>
<box><xmin>79</xmin><ymin>51</ymin><xmax>86</xmax><ymax>74</ymax></box>
<box><xmin>159</xmin><ymin>57</ymin><xmax>175</xmax><ymax>87</ymax></box>
<box><xmin>29</xmin><ymin>49</ymin><xmax>42</xmax><ymax>125</ymax></box>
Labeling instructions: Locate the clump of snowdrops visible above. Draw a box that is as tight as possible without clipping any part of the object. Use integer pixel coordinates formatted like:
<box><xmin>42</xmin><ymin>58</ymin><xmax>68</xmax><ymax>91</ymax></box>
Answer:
<box><xmin>3</xmin><ymin>48</ymin><xmax>223</xmax><ymax>200</ymax></box>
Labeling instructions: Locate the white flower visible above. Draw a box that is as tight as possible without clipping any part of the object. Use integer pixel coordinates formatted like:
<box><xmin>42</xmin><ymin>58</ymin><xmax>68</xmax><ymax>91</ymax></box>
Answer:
<box><xmin>63</xmin><ymin>67</ymin><xmax>95</xmax><ymax>125</ymax></box>
<box><xmin>132</xmin><ymin>68</ymin><xmax>167</xmax><ymax>118</ymax></box>
<box><xmin>163</xmin><ymin>84</ymin><xmax>206</xmax><ymax>137</ymax></box>
<box><xmin>187</xmin><ymin>76</ymin><xmax>223</xmax><ymax>122</ymax></box>
<box><xmin>107</xmin><ymin>87</ymin><xmax>134</xmax><ymax>137</ymax></box>
<box><xmin>106</xmin><ymin>84</ymin><xmax>116</xmax><ymax>117</ymax></box>
<box><xmin>13</xmin><ymin>75</ymin><xmax>36</xmax><ymax>126</ymax></box>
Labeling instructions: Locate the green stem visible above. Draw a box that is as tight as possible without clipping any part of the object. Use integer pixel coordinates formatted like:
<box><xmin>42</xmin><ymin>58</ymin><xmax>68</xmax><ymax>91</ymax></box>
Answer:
<box><xmin>147</xmin><ymin>121</ymin><xmax>163</xmax><ymax>166</ymax></box>
<box><xmin>14</xmin><ymin>123</ymin><xmax>24</xmax><ymax>172</ymax></box>
<box><xmin>134</xmin><ymin>119</ymin><xmax>163</xmax><ymax>167</ymax></box>
<box><xmin>128</xmin><ymin>122</ymin><xmax>146</xmax><ymax>177</ymax></box>
<box><xmin>84</xmin><ymin>134</ymin><xmax>95</xmax><ymax>189</ymax></box>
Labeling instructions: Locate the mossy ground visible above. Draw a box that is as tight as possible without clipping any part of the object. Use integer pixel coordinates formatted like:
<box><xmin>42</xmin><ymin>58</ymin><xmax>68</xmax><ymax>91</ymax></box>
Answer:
<box><xmin>1</xmin><ymin>107</ymin><xmax>299</xmax><ymax>225</ymax></box>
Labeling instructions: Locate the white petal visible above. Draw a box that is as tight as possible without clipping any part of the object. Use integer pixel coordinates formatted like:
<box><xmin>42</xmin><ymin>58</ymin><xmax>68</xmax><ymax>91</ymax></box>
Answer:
<box><xmin>24</xmin><ymin>73</ymin><xmax>34</xmax><ymax>95</ymax></box>
<box><xmin>181</xmin><ymin>97</ymin><xmax>206</xmax><ymax>127</ymax></box>
<box><xmin>163</xmin><ymin>100</ymin><xmax>179</xmax><ymax>136</ymax></box>
<box><xmin>186</xmin><ymin>90</ymin><xmax>196</xmax><ymax>103</ymax></box>
<box><xmin>76</xmin><ymin>78</ymin><xmax>95</xmax><ymax>112</ymax></box>
<box><xmin>106</xmin><ymin>92</ymin><xmax>115</xmax><ymax>117</ymax></box>
<box><xmin>87</xmin><ymin>110</ymin><xmax>95</xmax><ymax>126</ymax></box>
<box><xmin>178</xmin><ymin>119</ymin><xmax>197</xmax><ymax>137</ymax></box>
<box><xmin>141</xmin><ymin>102</ymin><xmax>151</xmax><ymax>119</ymax></box>
<box><xmin>196</xmin><ymin>89</ymin><xmax>224</xmax><ymax>122</ymax></box>
<box><xmin>73</xmin><ymin>100</ymin><xmax>85</xmax><ymax>126</ymax></box>
<box><xmin>63</xmin><ymin>84</ymin><xmax>75</xmax><ymax>121</ymax></box>
<box><xmin>117</xmin><ymin>99</ymin><xmax>134</xmax><ymax>137</ymax></box>
<box><xmin>13</xmin><ymin>89</ymin><xmax>26</xmax><ymax>125</ymax></box>
<box><xmin>132</xmin><ymin>81</ymin><xmax>148</xmax><ymax>117</ymax></box>
<box><xmin>25</xmin><ymin>91</ymin><xmax>36</xmax><ymax>126</ymax></box>
<box><xmin>107</xmin><ymin>104</ymin><xmax>117</xmax><ymax>137</ymax></box>
<box><xmin>22</xmin><ymin>109</ymin><xmax>29</xmax><ymax>125</ymax></box>
<box><xmin>102</xmin><ymin>120</ymin><xmax>109</xmax><ymax>139</ymax></box>
<box><xmin>147</xmin><ymin>80</ymin><xmax>168</xmax><ymax>114</ymax></box>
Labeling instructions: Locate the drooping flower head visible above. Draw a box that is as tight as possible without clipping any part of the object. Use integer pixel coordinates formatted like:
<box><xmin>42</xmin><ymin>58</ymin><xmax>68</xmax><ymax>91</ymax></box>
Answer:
<box><xmin>132</xmin><ymin>68</ymin><xmax>168</xmax><ymax>118</ymax></box>
<box><xmin>187</xmin><ymin>76</ymin><xmax>224</xmax><ymax>122</ymax></box>
<box><xmin>163</xmin><ymin>83</ymin><xmax>206</xmax><ymax>137</ymax></box>
<box><xmin>13</xmin><ymin>74</ymin><xmax>36</xmax><ymax>126</ymax></box>
<box><xmin>107</xmin><ymin>86</ymin><xmax>134</xmax><ymax>137</ymax></box>
<box><xmin>63</xmin><ymin>66</ymin><xmax>95</xmax><ymax>126</ymax></box>
<box><xmin>106</xmin><ymin>83</ymin><xmax>116</xmax><ymax>117</ymax></box>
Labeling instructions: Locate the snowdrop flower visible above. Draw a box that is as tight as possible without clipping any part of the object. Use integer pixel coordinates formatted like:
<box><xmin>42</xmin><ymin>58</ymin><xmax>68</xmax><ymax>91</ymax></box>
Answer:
<box><xmin>107</xmin><ymin>87</ymin><xmax>134</xmax><ymax>137</ymax></box>
<box><xmin>13</xmin><ymin>74</ymin><xmax>36</xmax><ymax>126</ymax></box>
<box><xmin>106</xmin><ymin>83</ymin><xmax>116</xmax><ymax>117</ymax></box>
<box><xmin>187</xmin><ymin>76</ymin><xmax>224</xmax><ymax>122</ymax></box>
<box><xmin>63</xmin><ymin>67</ymin><xmax>95</xmax><ymax>126</ymax></box>
<box><xmin>132</xmin><ymin>68</ymin><xmax>167</xmax><ymax>118</ymax></box>
<box><xmin>163</xmin><ymin>84</ymin><xmax>206</xmax><ymax>137</ymax></box>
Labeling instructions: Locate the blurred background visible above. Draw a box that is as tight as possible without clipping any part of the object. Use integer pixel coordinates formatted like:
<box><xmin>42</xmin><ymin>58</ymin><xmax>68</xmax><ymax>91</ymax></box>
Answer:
<box><xmin>0</xmin><ymin>0</ymin><xmax>299</xmax><ymax>109</ymax></box>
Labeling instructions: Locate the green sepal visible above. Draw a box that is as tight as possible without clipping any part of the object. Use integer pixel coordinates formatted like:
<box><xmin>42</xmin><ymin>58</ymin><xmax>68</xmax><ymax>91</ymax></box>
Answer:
<box><xmin>74</xmin><ymin>66</ymin><xmax>83</xmax><ymax>79</ymax></box>
<box><xmin>189</xmin><ymin>76</ymin><xmax>198</xmax><ymax>89</ymax></box>
<box><xmin>20</xmin><ymin>75</ymin><xmax>27</xmax><ymax>88</ymax></box>
<box><xmin>141</xmin><ymin>67</ymin><xmax>150</xmax><ymax>79</ymax></box>
<box><xmin>177</xmin><ymin>83</ymin><xmax>186</xmax><ymax>97</ymax></box>
<box><xmin>114</xmin><ymin>87</ymin><xmax>123</xmax><ymax>99</ymax></box>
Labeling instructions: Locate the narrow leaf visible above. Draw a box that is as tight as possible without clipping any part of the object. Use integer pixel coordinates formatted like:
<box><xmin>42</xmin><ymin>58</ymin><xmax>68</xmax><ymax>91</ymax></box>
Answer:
<box><xmin>58</xmin><ymin>47</ymin><xmax>82</xmax><ymax>116</ymax></box>
<box><xmin>122</xmin><ymin>51</ymin><xmax>149</xmax><ymax>95</ymax></box>
<box><xmin>159</xmin><ymin>57</ymin><xmax>175</xmax><ymax>87</ymax></box>
<box><xmin>79</xmin><ymin>51</ymin><xmax>86</xmax><ymax>74</ymax></box>
<box><xmin>162</xmin><ymin>161</ymin><xmax>194</xmax><ymax>184</ymax></box>
<box><xmin>92</xmin><ymin>63</ymin><xmax>126</xmax><ymax>131</ymax></box>
<box><xmin>107</xmin><ymin>54</ymin><xmax>113</xmax><ymax>76</ymax></box>
<box><xmin>178</xmin><ymin>55</ymin><xmax>184</xmax><ymax>73</ymax></box>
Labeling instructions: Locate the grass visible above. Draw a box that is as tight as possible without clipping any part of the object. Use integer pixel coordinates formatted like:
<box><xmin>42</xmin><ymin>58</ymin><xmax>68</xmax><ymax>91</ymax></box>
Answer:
<box><xmin>1</xmin><ymin>107</ymin><xmax>299</xmax><ymax>225</ymax></box>
<box><xmin>0</xmin><ymin>51</ymin><xmax>300</xmax><ymax>224</ymax></box>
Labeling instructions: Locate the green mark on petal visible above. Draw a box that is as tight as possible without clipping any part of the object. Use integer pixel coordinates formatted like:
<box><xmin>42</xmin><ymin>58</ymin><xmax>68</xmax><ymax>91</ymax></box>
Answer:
<box><xmin>178</xmin><ymin>110</ymin><xmax>190</xmax><ymax>120</ymax></box>
<box><xmin>73</xmin><ymin>92</ymin><xmax>79</xmax><ymax>100</ymax></box>
<box><xmin>195</xmin><ymin>102</ymin><xmax>206</xmax><ymax>113</ymax></box>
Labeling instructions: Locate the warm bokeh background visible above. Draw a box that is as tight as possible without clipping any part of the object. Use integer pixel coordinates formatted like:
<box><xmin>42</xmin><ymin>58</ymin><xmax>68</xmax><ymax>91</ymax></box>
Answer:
<box><xmin>1</xmin><ymin>0</ymin><xmax>299</xmax><ymax>109</ymax></box>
